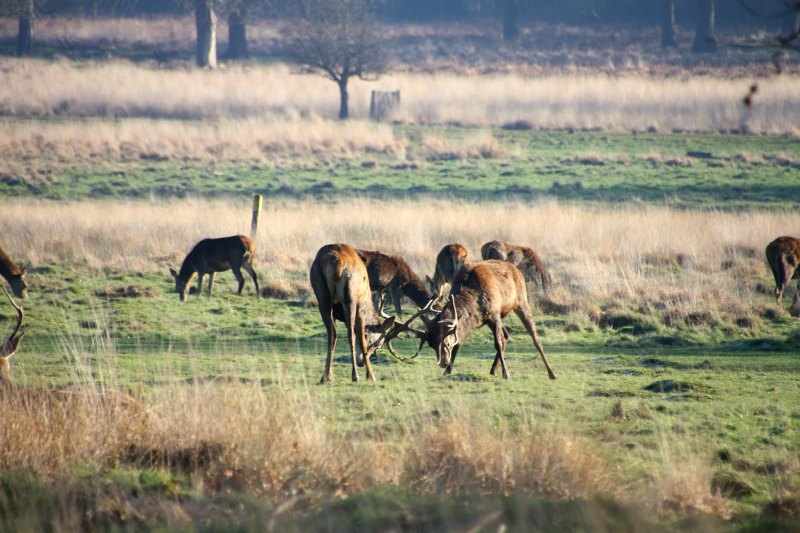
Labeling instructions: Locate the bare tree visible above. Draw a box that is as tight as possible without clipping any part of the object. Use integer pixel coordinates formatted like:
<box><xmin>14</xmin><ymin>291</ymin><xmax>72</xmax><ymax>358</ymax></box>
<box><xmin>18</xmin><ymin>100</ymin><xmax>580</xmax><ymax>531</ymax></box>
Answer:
<box><xmin>1</xmin><ymin>0</ymin><xmax>36</xmax><ymax>56</ymax></box>
<box><xmin>662</xmin><ymin>0</ymin><xmax>677</xmax><ymax>48</ymax></box>
<box><xmin>288</xmin><ymin>0</ymin><xmax>385</xmax><ymax>120</ymax></box>
<box><xmin>693</xmin><ymin>0</ymin><xmax>718</xmax><ymax>53</ymax></box>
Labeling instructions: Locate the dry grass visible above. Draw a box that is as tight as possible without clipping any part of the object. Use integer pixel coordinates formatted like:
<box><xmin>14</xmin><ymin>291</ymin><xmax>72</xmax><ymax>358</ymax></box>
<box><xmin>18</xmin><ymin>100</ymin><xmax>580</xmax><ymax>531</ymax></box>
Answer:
<box><xmin>0</xmin><ymin>118</ymin><xmax>403</xmax><ymax>164</ymax></box>
<box><xmin>0</xmin><ymin>198</ymin><xmax>795</xmax><ymax>324</ymax></box>
<box><xmin>1</xmin><ymin>59</ymin><xmax>799</xmax><ymax>132</ymax></box>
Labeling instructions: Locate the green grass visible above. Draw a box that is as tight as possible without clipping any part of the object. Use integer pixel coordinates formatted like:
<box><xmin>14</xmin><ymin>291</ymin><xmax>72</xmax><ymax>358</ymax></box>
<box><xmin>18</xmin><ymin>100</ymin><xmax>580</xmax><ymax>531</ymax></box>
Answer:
<box><xmin>3</xmin><ymin>127</ymin><xmax>800</xmax><ymax>208</ymax></box>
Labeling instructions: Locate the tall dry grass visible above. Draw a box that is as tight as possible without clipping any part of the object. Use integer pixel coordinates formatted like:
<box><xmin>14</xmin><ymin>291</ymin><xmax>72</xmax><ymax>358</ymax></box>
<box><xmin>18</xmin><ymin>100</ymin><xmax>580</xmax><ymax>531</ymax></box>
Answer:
<box><xmin>0</xmin><ymin>198</ymin><xmax>795</xmax><ymax>324</ymax></box>
<box><xmin>1</xmin><ymin>59</ymin><xmax>798</xmax><ymax>132</ymax></box>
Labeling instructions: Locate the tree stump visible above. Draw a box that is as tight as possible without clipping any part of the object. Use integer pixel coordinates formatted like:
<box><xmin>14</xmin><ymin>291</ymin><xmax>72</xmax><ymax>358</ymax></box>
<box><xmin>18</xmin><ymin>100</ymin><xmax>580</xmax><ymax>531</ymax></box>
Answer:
<box><xmin>369</xmin><ymin>91</ymin><xmax>401</xmax><ymax>121</ymax></box>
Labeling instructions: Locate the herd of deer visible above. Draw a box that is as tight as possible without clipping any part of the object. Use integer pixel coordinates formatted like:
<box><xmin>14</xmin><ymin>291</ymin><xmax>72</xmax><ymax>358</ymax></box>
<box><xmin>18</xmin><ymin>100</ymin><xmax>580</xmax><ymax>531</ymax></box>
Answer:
<box><xmin>1</xmin><ymin>234</ymin><xmax>800</xmax><ymax>387</ymax></box>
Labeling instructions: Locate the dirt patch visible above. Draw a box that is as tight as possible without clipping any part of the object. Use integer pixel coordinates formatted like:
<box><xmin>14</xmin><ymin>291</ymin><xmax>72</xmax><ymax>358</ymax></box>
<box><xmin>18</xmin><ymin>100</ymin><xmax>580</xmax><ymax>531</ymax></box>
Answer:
<box><xmin>539</xmin><ymin>297</ymin><xmax>579</xmax><ymax>315</ymax></box>
<box><xmin>643</xmin><ymin>380</ymin><xmax>711</xmax><ymax>394</ymax></box>
<box><xmin>501</xmin><ymin>120</ymin><xmax>534</xmax><ymax>131</ymax></box>
<box><xmin>762</xmin><ymin>497</ymin><xmax>800</xmax><ymax>520</ymax></box>
<box><xmin>588</xmin><ymin>389</ymin><xmax>636</xmax><ymax>398</ymax></box>
<box><xmin>710</xmin><ymin>471</ymin><xmax>754</xmax><ymax>499</ymax></box>
<box><xmin>640</xmin><ymin>358</ymin><xmax>712</xmax><ymax>370</ymax></box>
<box><xmin>598</xmin><ymin>312</ymin><xmax>656</xmax><ymax>335</ymax></box>
<box><xmin>95</xmin><ymin>285</ymin><xmax>157</xmax><ymax>299</ymax></box>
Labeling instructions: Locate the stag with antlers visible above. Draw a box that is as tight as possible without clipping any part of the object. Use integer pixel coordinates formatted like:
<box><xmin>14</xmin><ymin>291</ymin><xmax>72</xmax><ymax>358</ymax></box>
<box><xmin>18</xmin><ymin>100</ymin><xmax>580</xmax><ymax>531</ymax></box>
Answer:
<box><xmin>390</xmin><ymin>260</ymin><xmax>556</xmax><ymax>380</ymax></box>
<box><xmin>310</xmin><ymin>244</ymin><xmax>398</xmax><ymax>384</ymax></box>
<box><xmin>0</xmin><ymin>288</ymin><xmax>25</xmax><ymax>386</ymax></box>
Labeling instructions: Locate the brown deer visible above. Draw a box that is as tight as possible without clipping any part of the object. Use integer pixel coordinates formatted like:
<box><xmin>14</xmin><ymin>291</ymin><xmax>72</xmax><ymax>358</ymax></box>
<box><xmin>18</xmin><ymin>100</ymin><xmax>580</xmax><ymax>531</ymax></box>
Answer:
<box><xmin>0</xmin><ymin>287</ymin><xmax>25</xmax><ymax>386</ymax></box>
<box><xmin>426</xmin><ymin>243</ymin><xmax>470</xmax><ymax>299</ymax></box>
<box><xmin>356</xmin><ymin>249</ymin><xmax>433</xmax><ymax>316</ymax></box>
<box><xmin>310</xmin><ymin>244</ymin><xmax>397</xmax><ymax>384</ymax></box>
<box><xmin>766</xmin><ymin>236</ymin><xmax>800</xmax><ymax>309</ymax></box>
<box><xmin>170</xmin><ymin>235</ymin><xmax>259</xmax><ymax>302</ymax></box>
<box><xmin>0</xmin><ymin>245</ymin><xmax>27</xmax><ymax>299</ymax></box>
<box><xmin>390</xmin><ymin>260</ymin><xmax>556</xmax><ymax>380</ymax></box>
<box><xmin>481</xmin><ymin>240</ymin><xmax>551</xmax><ymax>292</ymax></box>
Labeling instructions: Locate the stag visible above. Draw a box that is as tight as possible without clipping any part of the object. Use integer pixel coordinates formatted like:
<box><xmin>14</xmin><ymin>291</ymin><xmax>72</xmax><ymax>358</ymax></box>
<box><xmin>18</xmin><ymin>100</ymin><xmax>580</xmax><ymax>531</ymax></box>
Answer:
<box><xmin>170</xmin><ymin>235</ymin><xmax>259</xmax><ymax>302</ymax></box>
<box><xmin>0</xmin><ymin>288</ymin><xmax>25</xmax><ymax>386</ymax></box>
<box><xmin>766</xmin><ymin>236</ymin><xmax>800</xmax><ymax>309</ymax></box>
<box><xmin>426</xmin><ymin>243</ymin><xmax>470</xmax><ymax>299</ymax></box>
<box><xmin>357</xmin><ymin>249</ymin><xmax>432</xmax><ymax>316</ymax></box>
<box><xmin>310</xmin><ymin>244</ymin><xmax>397</xmax><ymax>384</ymax></box>
<box><xmin>0</xmin><ymin>245</ymin><xmax>27</xmax><ymax>299</ymax></box>
<box><xmin>391</xmin><ymin>260</ymin><xmax>556</xmax><ymax>380</ymax></box>
<box><xmin>481</xmin><ymin>240</ymin><xmax>551</xmax><ymax>292</ymax></box>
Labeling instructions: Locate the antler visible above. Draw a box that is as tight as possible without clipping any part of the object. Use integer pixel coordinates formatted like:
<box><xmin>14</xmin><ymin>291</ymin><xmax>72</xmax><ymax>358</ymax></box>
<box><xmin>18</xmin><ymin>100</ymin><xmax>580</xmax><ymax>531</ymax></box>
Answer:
<box><xmin>382</xmin><ymin>297</ymin><xmax>436</xmax><ymax>343</ymax></box>
<box><xmin>1</xmin><ymin>286</ymin><xmax>24</xmax><ymax>358</ymax></box>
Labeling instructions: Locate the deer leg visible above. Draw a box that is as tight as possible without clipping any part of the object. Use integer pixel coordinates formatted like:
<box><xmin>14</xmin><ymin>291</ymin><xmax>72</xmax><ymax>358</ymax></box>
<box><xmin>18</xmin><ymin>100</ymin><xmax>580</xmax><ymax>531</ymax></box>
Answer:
<box><xmin>233</xmin><ymin>267</ymin><xmax>246</xmax><ymax>295</ymax></box>
<box><xmin>196</xmin><ymin>273</ymin><xmax>204</xmax><ymax>296</ymax></box>
<box><xmin>515</xmin><ymin>306</ymin><xmax>557</xmax><ymax>380</ymax></box>
<box><xmin>489</xmin><ymin>318</ymin><xmax>510</xmax><ymax>379</ymax></box>
<box><xmin>444</xmin><ymin>344</ymin><xmax>460</xmax><ymax>375</ymax></box>
<box><xmin>348</xmin><ymin>303</ymin><xmax>359</xmax><ymax>382</ymax></box>
<box><xmin>207</xmin><ymin>272</ymin><xmax>215</xmax><ymax>296</ymax></box>
<box><xmin>320</xmin><ymin>305</ymin><xmax>336</xmax><ymax>384</ymax></box>
<box><xmin>243</xmin><ymin>263</ymin><xmax>260</xmax><ymax>297</ymax></box>
<box><xmin>373</xmin><ymin>291</ymin><xmax>386</xmax><ymax>317</ymax></box>
<box><xmin>391</xmin><ymin>285</ymin><xmax>403</xmax><ymax>316</ymax></box>
<box><xmin>356</xmin><ymin>307</ymin><xmax>375</xmax><ymax>382</ymax></box>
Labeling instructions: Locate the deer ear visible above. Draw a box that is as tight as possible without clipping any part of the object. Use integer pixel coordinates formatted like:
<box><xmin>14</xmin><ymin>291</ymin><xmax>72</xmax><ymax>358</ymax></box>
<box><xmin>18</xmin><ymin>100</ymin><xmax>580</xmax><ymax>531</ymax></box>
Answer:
<box><xmin>19</xmin><ymin>267</ymin><xmax>26</xmax><ymax>276</ymax></box>
<box><xmin>169</xmin><ymin>267</ymin><xmax>178</xmax><ymax>279</ymax></box>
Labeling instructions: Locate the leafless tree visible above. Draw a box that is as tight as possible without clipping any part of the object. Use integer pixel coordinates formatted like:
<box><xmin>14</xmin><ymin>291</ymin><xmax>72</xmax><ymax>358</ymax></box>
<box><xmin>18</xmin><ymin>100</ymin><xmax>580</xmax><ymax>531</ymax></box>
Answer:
<box><xmin>287</xmin><ymin>0</ymin><xmax>385</xmax><ymax>120</ymax></box>
<box><xmin>734</xmin><ymin>1</ymin><xmax>800</xmax><ymax>72</ymax></box>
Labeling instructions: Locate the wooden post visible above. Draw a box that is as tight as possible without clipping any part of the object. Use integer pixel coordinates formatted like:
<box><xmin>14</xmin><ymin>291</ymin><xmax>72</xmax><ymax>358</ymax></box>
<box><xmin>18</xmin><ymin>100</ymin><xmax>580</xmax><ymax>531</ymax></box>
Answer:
<box><xmin>250</xmin><ymin>194</ymin><xmax>263</xmax><ymax>238</ymax></box>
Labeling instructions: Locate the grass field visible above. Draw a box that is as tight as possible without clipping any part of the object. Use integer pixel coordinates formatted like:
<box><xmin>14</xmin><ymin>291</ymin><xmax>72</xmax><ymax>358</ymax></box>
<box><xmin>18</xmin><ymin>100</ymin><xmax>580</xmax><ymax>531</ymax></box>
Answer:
<box><xmin>1</xmin><ymin>27</ymin><xmax>799</xmax><ymax>529</ymax></box>
<box><xmin>1</xmin><ymin>197</ymin><xmax>799</xmax><ymax>531</ymax></box>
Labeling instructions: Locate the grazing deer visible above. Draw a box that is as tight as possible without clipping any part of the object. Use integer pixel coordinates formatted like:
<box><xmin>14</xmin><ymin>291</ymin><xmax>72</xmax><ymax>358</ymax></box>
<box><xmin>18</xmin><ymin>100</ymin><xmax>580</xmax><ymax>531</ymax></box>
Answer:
<box><xmin>481</xmin><ymin>240</ymin><xmax>551</xmax><ymax>292</ymax></box>
<box><xmin>310</xmin><ymin>244</ymin><xmax>397</xmax><ymax>384</ymax></box>
<box><xmin>0</xmin><ymin>287</ymin><xmax>25</xmax><ymax>386</ymax></box>
<box><xmin>0</xmin><ymin>245</ymin><xmax>27</xmax><ymax>299</ymax></box>
<box><xmin>356</xmin><ymin>249</ymin><xmax>433</xmax><ymax>316</ymax></box>
<box><xmin>426</xmin><ymin>243</ymin><xmax>470</xmax><ymax>299</ymax></box>
<box><xmin>390</xmin><ymin>260</ymin><xmax>556</xmax><ymax>380</ymax></box>
<box><xmin>766</xmin><ymin>236</ymin><xmax>800</xmax><ymax>308</ymax></box>
<box><xmin>170</xmin><ymin>235</ymin><xmax>259</xmax><ymax>302</ymax></box>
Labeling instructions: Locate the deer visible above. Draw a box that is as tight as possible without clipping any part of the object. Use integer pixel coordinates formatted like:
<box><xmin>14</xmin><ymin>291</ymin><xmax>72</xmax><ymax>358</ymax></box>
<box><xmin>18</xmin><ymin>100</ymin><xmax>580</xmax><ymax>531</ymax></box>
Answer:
<box><xmin>388</xmin><ymin>260</ymin><xmax>556</xmax><ymax>381</ymax></box>
<box><xmin>356</xmin><ymin>249</ymin><xmax>433</xmax><ymax>316</ymax></box>
<box><xmin>169</xmin><ymin>235</ymin><xmax>259</xmax><ymax>302</ymax></box>
<box><xmin>426</xmin><ymin>243</ymin><xmax>470</xmax><ymax>301</ymax></box>
<box><xmin>0</xmin><ymin>245</ymin><xmax>28</xmax><ymax>299</ymax></box>
<box><xmin>310</xmin><ymin>244</ymin><xmax>398</xmax><ymax>384</ymax></box>
<box><xmin>481</xmin><ymin>240</ymin><xmax>551</xmax><ymax>292</ymax></box>
<box><xmin>766</xmin><ymin>236</ymin><xmax>800</xmax><ymax>310</ymax></box>
<box><xmin>0</xmin><ymin>287</ymin><xmax>25</xmax><ymax>387</ymax></box>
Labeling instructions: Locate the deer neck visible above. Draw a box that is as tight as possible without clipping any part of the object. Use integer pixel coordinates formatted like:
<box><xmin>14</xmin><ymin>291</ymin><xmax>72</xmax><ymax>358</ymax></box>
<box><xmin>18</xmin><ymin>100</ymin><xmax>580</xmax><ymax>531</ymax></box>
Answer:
<box><xmin>448</xmin><ymin>292</ymin><xmax>482</xmax><ymax>342</ymax></box>
<box><xmin>402</xmin><ymin>277</ymin><xmax>432</xmax><ymax>307</ymax></box>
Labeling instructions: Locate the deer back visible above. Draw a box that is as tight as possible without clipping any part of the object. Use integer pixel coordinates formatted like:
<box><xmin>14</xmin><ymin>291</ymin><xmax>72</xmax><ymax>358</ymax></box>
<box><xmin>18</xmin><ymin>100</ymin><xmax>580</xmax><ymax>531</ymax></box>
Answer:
<box><xmin>313</xmin><ymin>244</ymin><xmax>374</xmax><ymax>317</ymax></box>
<box><xmin>433</xmin><ymin>243</ymin><xmax>469</xmax><ymax>287</ymax></box>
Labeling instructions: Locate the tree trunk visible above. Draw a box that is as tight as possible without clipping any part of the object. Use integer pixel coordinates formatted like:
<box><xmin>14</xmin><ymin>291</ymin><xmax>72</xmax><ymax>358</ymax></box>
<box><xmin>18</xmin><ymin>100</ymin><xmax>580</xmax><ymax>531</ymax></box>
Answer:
<box><xmin>195</xmin><ymin>0</ymin><xmax>217</xmax><ymax>68</ymax></box>
<box><xmin>503</xmin><ymin>0</ymin><xmax>519</xmax><ymax>41</ymax></box>
<box><xmin>227</xmin><ymin>11</ymin><xmax>248</xmax><ymax>60</ymax></box>
<box><xmin>661</xmin><ymin>0</ymin><xmax>677</xmax><ymax>48</ymax></box>
<box><xmin>692</xmin><ymin>0</ymin><xmax>717</xmax><ymax>53</ymax></box>
<box><xmin>782</xmin><ymin>7</ymin><xmax>800</xmax><ymax>40</ymax></box>
<box><xmin>16</xmin><ymin>0</ymin><xmax>34</xmax><ymax>57</ymax></box>
<box><xmin>338</xmin><ymin>78</ymin><xmax>349</xmax><ymax>120</ymax></box>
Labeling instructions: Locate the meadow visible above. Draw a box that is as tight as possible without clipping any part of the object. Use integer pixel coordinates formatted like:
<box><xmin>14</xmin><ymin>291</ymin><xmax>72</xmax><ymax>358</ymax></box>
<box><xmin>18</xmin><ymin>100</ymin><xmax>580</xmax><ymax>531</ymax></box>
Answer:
<box><xmin>1</xmin><ymin>15</ymin><xmax>800</xmax><ymax>532</ymax></box>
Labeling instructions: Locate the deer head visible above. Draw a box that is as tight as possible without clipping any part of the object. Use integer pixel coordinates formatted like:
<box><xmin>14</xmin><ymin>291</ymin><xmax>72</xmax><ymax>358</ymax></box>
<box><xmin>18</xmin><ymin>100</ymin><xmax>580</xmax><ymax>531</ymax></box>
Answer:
<box><xmin>0</xmin><ymin>287</ymin><xmax>25</xmax><ymax>385</ymax></box>
<box><xmin>8</xmin><ymin>267</ymin><xmax>27</xmax><ymax>300</ymax></box>
<box><xmin>434</xmin><ymin>295</ymin><xmax>459</xmax><ymax>368</ymax></box>
<box><xmin>169</xmin><ymin>267</ymin><xmax>192</xmax><ymax>302</ymax></box>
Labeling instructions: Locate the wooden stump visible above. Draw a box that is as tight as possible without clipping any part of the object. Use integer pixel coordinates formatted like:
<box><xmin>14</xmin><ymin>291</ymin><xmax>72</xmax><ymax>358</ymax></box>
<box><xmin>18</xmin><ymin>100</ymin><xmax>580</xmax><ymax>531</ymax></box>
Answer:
<box><xmin>369</xmin><ymin>90</ymin><xmax>401</xmax><ymax>121</ymax></box>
